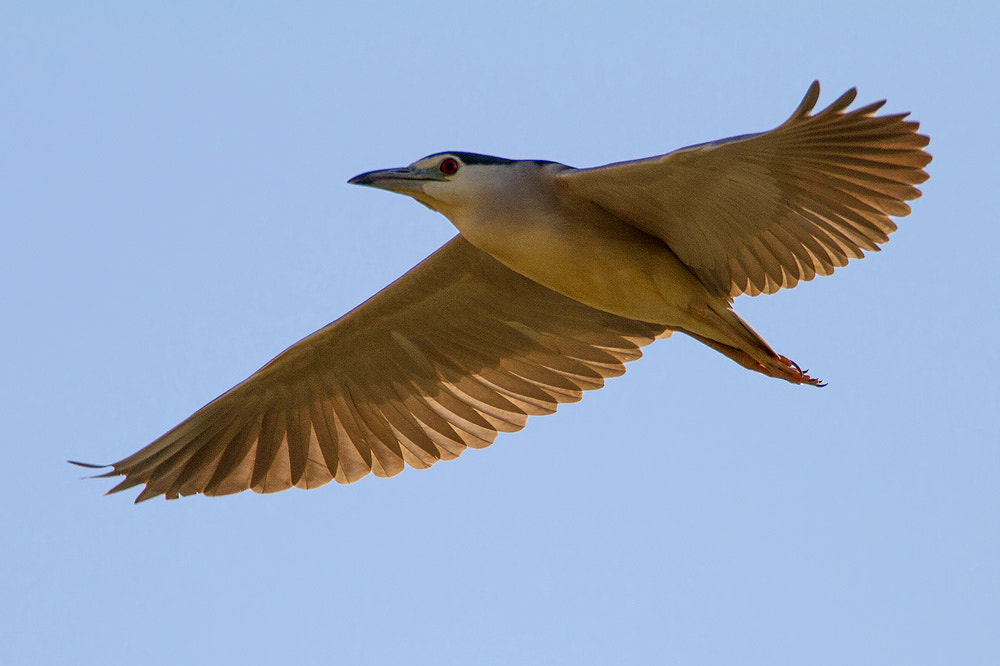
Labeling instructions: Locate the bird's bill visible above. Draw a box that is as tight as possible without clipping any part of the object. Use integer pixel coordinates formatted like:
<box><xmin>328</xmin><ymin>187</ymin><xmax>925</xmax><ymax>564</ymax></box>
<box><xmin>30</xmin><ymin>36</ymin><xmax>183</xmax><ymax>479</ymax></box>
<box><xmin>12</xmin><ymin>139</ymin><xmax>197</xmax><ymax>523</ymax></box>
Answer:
<box><xmin>348</xmin><ymin>166</ymin><xmax>439</xmax><ymax>194</ymax></box>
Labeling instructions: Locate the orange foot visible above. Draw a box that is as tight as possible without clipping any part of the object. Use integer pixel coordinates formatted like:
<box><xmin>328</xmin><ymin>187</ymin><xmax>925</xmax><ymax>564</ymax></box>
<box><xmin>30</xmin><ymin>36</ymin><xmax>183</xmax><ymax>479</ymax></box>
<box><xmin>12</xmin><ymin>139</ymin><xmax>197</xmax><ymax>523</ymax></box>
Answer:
<box><xmin>779</xmin><ymin>355</ymin><xmax>826</xmax><ymax>387</ymax></box>
<box><xmin>756</xmin><ymin>356</ymin><xmax>826</xmax><ymax>387</ymax></box>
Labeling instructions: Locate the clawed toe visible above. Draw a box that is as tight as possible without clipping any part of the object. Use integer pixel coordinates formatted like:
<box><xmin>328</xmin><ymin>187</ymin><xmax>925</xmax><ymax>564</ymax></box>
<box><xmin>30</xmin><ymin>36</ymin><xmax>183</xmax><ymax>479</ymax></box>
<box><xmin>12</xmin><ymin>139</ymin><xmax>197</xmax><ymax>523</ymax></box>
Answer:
<box><xmin>777</xmin><ymin>355</ymin><xmax>826</xmax><ymax>387</ymax></box>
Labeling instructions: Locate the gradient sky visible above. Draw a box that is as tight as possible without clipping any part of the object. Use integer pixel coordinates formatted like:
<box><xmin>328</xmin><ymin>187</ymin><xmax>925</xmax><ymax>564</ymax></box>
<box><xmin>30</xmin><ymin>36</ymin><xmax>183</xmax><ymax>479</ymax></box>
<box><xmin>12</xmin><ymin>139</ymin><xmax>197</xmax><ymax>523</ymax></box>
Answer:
<box><xmin>3</xmin><ymin>3</ymin><xmax>997</xmax><ymax>665</ymax></box>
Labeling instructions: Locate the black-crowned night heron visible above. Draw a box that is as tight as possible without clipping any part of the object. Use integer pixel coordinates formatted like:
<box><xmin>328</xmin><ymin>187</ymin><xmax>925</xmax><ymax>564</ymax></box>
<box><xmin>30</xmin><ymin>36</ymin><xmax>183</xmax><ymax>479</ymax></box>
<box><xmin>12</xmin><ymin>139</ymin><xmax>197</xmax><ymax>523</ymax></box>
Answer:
<box><xmin>78</xmin><ymin>82</ymin><xmax>930</xmax><ymax>501</ymax></box>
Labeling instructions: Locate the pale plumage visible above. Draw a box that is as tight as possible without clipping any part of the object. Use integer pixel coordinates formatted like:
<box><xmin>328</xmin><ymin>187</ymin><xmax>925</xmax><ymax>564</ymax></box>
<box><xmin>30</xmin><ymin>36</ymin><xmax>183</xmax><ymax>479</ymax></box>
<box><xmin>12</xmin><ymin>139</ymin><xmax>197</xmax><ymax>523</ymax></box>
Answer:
<box><xmin>77</xmin><ymin>82</ymin><xmax>930</xmax><ymax>501</ymax></box>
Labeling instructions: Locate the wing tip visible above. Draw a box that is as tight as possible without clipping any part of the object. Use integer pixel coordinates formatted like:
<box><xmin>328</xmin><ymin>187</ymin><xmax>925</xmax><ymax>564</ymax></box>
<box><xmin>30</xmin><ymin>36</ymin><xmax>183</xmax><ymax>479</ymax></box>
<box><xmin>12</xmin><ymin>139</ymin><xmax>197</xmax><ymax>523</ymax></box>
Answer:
<box><xmin>68</xmin><ymin>459</ymin><xmax>124</xmax><ymax>481</ymax></box>
<box><xmin>789</xmin><ymin>81</ymin><xmax>885</xmax><ymax>124</ymax></box>
<box><xmin>791</xmin><ymin>80</ymin><xmax>823</xmax><ymax>120</ymax></box>
<box><xmin>67</xmin><ymin>459</ymin><xmax>109</xmax><ymax>470</ymax></box>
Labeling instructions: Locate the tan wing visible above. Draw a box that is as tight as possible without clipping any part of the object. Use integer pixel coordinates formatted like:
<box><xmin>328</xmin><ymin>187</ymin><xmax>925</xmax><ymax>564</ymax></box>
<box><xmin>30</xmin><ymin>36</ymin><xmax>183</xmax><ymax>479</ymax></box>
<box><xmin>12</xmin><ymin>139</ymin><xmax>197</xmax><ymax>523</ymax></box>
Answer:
<box><xmin>555</xmin><ymin>81</ymin><xmax>932</xmax><ymax>297</ymax></box>
<box><xmin>95</xmin><ymin>236</ymin><xmax>665</xmax><ymax>502</ymax></box>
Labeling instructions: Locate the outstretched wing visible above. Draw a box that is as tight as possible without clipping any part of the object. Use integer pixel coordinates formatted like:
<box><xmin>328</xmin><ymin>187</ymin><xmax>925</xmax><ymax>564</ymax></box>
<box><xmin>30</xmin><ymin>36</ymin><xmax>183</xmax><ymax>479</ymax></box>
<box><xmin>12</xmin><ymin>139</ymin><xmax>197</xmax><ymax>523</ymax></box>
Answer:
<box><xmin>93</xmin><ymin>236</ymin><xmax>664</xmax><ymax>502</ymax></box>
<box><xmin>556</xmin><ymin>81</ymin><xmax>931</xmax><ymax>297</ymax></box>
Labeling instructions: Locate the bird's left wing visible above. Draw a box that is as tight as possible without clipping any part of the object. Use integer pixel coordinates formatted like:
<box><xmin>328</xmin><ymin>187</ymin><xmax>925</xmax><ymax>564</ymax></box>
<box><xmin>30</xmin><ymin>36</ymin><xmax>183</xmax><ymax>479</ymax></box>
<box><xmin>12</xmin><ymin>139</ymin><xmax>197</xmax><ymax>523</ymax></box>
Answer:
<box><xmin>88</xmin><ymin>235</ymin><xmax>664</xmax><ymax>502</ymax></box>
<box><xmin>554</xmin><ymin>81</ymin><xmax>931</xmax><ymax>297</ymax></box>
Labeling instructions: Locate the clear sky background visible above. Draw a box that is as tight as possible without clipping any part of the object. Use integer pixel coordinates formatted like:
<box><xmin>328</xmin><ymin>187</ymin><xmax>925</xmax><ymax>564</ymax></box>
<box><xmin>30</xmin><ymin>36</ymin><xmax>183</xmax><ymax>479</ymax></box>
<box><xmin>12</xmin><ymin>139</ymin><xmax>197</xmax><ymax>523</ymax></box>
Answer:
<box><xmin>2</xmin><ymin>2</ymin><xmax>997</xmax><ymax>664</ymax></box>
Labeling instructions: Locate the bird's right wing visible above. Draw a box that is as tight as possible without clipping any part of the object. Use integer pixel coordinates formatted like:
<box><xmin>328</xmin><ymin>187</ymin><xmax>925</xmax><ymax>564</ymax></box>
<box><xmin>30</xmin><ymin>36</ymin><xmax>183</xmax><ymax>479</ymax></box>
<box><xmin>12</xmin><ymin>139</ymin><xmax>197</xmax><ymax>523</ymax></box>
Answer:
<box><xmin>96</xmin><ymin>235</ymin><xmax>665</xmax><ymax>502</ymax></box>
<box><xmin>555</xmin><ymin>82</ymin><xmax>931</xmax><ymax>297</ymax></box>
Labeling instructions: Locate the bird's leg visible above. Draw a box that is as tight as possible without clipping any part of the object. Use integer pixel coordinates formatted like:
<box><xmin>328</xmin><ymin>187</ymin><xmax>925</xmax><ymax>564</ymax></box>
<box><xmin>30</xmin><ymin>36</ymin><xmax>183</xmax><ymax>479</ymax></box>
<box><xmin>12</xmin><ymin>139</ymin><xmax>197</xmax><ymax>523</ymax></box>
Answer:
<box><xmin>676</xmin><ymin>302</ymin><xmax>827</xmax><ymax>386</ymax></box>
<box><xmin>681</xmin><ymin>330</ymin><xmax>825</xmax><ymax>386</ymax></box>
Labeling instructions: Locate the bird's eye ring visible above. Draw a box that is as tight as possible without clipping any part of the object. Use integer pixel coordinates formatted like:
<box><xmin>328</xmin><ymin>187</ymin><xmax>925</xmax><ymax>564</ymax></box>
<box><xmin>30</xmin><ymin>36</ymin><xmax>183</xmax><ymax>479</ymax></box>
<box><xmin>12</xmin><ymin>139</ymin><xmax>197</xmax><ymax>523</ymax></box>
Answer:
<box><xmin>439</xmin><ymin>158</ymin><xmax>459</xmax><ymax>175</ymax></box>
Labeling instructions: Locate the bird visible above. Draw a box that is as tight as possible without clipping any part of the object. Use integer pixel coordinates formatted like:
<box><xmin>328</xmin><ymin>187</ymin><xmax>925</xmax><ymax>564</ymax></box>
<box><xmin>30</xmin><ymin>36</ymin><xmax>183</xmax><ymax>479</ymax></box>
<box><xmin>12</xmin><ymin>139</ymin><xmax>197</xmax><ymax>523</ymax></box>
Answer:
<box><xmin>75</xmin><ymin>81</ymin><xmax>930</xmax><ymax>502</ymax></box>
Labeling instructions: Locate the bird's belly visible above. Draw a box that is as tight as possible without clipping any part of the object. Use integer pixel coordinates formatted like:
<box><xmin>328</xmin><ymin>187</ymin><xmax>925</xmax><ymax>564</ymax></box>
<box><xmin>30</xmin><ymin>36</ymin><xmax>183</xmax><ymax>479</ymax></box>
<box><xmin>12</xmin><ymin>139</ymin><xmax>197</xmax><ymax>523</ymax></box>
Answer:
<box><xmin>460</xmin><ymin>211</ymin><xmax>716</xmax><ymax>328</ymax></box>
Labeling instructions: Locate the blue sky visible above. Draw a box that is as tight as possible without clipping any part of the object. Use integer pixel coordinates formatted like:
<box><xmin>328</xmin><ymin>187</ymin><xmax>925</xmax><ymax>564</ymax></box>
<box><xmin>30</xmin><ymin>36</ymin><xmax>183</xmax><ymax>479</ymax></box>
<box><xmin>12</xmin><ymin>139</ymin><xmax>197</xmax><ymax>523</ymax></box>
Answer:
<box><xmin>2</xmin><ymin>2</ymin><xmax>997</xmax><ymax>664</ymax></box>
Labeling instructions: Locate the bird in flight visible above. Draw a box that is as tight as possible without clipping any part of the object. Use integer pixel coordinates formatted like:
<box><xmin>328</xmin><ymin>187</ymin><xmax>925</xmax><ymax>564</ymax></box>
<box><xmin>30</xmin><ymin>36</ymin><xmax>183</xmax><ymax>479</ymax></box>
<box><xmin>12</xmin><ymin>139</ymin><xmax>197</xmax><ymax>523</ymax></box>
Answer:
<box><xmin>76</xmin><ymin>82</ymin><xmax>930</xmax><ymax>502</ymax></box>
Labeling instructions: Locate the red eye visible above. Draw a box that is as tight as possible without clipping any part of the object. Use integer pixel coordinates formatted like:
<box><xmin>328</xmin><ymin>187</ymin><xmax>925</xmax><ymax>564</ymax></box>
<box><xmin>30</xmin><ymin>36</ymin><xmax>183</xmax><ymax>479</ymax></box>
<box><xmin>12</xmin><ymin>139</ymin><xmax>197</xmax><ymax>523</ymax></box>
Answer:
<box><xmin>439</xmin><ymin>158</ymin><xmax>459</xmax><ymax>175</ymax></box>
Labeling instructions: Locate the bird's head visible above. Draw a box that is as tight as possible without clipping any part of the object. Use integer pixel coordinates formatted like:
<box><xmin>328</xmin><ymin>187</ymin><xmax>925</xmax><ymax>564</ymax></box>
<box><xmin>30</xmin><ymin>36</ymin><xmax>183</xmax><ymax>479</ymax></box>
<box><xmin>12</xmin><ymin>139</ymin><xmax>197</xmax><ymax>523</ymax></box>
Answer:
<box><xmin>349</xmin><ymin>152</ymin><xmax>555</xmax><ymax>218</ymax></box>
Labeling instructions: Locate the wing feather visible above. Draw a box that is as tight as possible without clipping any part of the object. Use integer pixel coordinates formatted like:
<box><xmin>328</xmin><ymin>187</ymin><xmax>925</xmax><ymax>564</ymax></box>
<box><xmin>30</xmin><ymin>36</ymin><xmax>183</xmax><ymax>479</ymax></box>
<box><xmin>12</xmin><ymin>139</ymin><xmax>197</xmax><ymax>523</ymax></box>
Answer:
<box><xmin>556</xmin><ymin>81</ymin><xmax>931</xmax><ymax>297</ymax></box>
<box><xmin>100</xmin><ymin>236</ymin><xmax>663</xmax><ymax>501</ymax></box>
